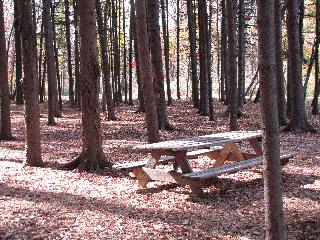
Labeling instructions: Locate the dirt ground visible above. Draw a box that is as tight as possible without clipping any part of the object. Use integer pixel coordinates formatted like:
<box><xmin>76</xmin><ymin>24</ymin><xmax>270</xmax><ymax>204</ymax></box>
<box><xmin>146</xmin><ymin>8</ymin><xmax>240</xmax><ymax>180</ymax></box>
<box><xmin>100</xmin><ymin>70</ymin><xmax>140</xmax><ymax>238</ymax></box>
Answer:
<box><xmin>0</xmin><ymin>100</ymin><xmax>319</xmax><ymax>239</ymax></box>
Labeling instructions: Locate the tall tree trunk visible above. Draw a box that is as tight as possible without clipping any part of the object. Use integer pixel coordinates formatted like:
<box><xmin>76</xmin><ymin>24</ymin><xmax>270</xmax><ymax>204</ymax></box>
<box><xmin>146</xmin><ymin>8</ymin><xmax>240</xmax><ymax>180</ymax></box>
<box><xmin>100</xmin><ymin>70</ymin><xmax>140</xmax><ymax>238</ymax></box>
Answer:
<box><xmin>65</xmin><ymin>0</ymin><xmax>112</xmax><ymax>171</ymax></box>
<box><xmin>176</xmin><ymin>0</ymin><xmax>180</xmax><ymax>99</ymax></box>
<box><xmin>123</xmin><ymin>0</ymin><xmax>128</xmax><ymax>104</ymax></box>
<box><xmin>146</xmin><ymin>0</ymin><xmax>173</xmax><ymax>131</ymax></box>
<box><xmin>208</xmin><ymin>0</ymin><xmax>214</xmax><ymax>121</ymax></box>
<box><xmin>19</xmin><ymin>0</ymin><xmax>43</xmax><ymax>167</ymax></box>
<box><xmin>275</xmin><ymin>0</ymin><xmax>287</xmax><ymax>126</ymax></box>
<box><xmin>74</xmin><ymin>0</ymin><xmax>81</xmax><ymax>109</ymax></box>
<box><xmin>285</xmin><ymin>0</ymin><xmax>315</xmax><ymax>132</ymax></box>
<box><xmin>187</xmin><ymin>0</ymin><xmax>199</xmax><ymax>108</ymax></box>
<box><xmin>257</xmin><ymin>1</ymin><xmax>286</xmax><ymax>238</ymax></box>
<box><xmin>38</xmin><ymin>22</ymin><xmax>45</xmax><ymax>103</ymax></box>
<box><xmin>226</xmin><ymin>0</ymin><xmax>238</xmax><ymax>130</ymax></box>
<box><xmin>0</xmin><ymin>0</ymin><xmax>13</xmax><ymax>140</ymax></box>
<box><xmin>135</xmin><ymin>0</ymin><xmax>160</xmax><ymax>143</ymax></box>
<box><xmin>299</xmin><ymin>0</ymin><xmax>304</xmax><ymax>60</ymax></box>
<box><xmin>220</xmin><ymin>0</ymin><xmax>227</xmax><ymax>103</ymax></box>
<box><xmin>128</xmin><ymin>0</ymin><xmax>134</xmax><ymax>106</ymax></box>
<box><xmin>65</xmin><ymin>0</ymin><xmax>75</xmax><ymax>107</ymax></box>
<box><xmin>238</xmin><ymin>0</ymin><xmax>245</xmax><ymax>107</ymax></box>
<box><xmin>198</xmin><ymin>0</ymin><xmax>209</xmax><ymax>116</ymax></box>
<box><xmin>96</xmin><ymin>0</ymin><xmax>116</xmax><ymax>120</ymax></box>
<box><xmin>14</xmin><ymin>0</ymin><xmax>24</xmax><ymax>105</ymax></box>
<box><xmin>43</xmin><ymin>0</ymin><xmax>57</xmax><ymax>126</ymax></box>
<box><xmin>160</xmin><ymin>0</ymin><xmax>172</xmax><ymax>105</ymax></box>
<box><xmin>312</xmin><ymin>0</ymin><xmax>320</xmax><ymax>114</ymax></box>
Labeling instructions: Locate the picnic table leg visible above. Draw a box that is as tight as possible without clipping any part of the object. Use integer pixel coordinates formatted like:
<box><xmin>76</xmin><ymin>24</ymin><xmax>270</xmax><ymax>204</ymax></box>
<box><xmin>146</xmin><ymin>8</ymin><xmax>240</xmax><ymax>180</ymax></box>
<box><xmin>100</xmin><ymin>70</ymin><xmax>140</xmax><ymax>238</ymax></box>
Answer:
<box><xmin>133</xmin><ymin>152</ymin><xmax>161</xmax><ymax>188</ymax></box>
<box><xmin>174</xmin><ymin>150</ymin><xmax>205</xmax><ymax>197</ymax></box>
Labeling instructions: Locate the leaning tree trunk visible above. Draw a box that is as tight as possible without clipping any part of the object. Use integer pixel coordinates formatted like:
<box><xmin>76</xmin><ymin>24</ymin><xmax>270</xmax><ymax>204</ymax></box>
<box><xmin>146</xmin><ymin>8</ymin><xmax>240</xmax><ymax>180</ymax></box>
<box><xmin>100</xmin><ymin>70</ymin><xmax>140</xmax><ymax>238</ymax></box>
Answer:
<box><xmin>96</xmin><ymin>0</ymin><xmax>116</xmax><ymax>121</ymax></box>
<box><xmin>187</xmin><ymin>0</ymin><xmax>199</xmax><ymax>108</ymax></box>
<box><xmin>135</xmin><ymin>0</ymin><xmax>160</xmax><ymax>143</ymax></box>
<box><xmin>43</xmin><ymin>0</ymin><xmax>58</xmax><ymax>126</ymax></box>
<box><xmin>285</xmin><ymin>0</ymin><xmax>315</xmax><ymax>132</ymax></box>
<box><xmin>14</xmin><ymin>0</ymin><xmax>24</xmax><ymax>105</ymax></box>
<box><xmin>146</xmin><ymin>0</ymin><xmax>173</xmax><ymax>131</ymax></box>
<box><xmin>226</xmin><ymin>0</ymin><xmax>238</xmax><ymax>130</ymax></box>
<box><xmin>275</xmin><ymin>0</ymin><xmax>287</xmax><ymax>126</ymax></box>
<box><xmin>0</xmin><ymin>0</ymin><xmax>13</xmax><ymax>140</ymax></box>
<box><xmin>64</xmin><ymin>0</ymin><xmax>112</xmax><ymax>171</ymax></box>
<box><xmin>257</xmin><ymin>1</ymin><xmax>286</xmax><ymax>238</ymax></box>
<box><xmin>19</xmin><ymin>0</ymin><xmax>43</xmax><ymax>167</ymax></box>
<box><xmin>65</xmin><ymin>0</ymin><xmax>75</xmax><ymax>107</ymax></box>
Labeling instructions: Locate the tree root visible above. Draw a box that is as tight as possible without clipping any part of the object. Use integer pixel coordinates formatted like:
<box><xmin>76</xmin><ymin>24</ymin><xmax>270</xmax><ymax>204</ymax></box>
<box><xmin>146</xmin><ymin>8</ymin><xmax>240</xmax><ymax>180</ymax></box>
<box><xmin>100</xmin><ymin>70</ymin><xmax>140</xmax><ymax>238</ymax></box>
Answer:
<box><xmin>282</xmin><ymin>122</ymin><xmax>317</xmax><ymax>133</ymax></box>
<box><xmin>62</xmin><ymin>151</ymin><xmax>113</xmax><ymax>172</ymax></box>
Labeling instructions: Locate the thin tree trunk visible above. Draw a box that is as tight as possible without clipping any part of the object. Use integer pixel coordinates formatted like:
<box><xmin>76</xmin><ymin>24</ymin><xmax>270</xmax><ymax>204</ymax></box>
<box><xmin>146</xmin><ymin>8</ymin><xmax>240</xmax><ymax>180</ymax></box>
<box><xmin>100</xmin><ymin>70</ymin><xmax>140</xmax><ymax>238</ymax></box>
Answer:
<box><xmin>135</xmin><ymin>0</ymin><xmax>160</xmax><ymax>143</ymax></box>
<box><xmin>176</xmin><ymin>0</ymin><xmax>180</xmax><ymax>99</ymax></box>
<box><xmin>74</xmin><ymin>0</ymin><xmax>81</xmax><ymax>109</ymax></box>
<box><xmin>208</xmin><ymin>0</ymin><xmax>214</xmax><ymax>121</ymax></box>
<box><xmin>19</xmin><ymin>0</ymin><xmax>43</xmax><ymax>167</ymax></box>
<box><xmin>123</xmin><ymin>0</ymin><xmax>128</xmax><ymax>104</ymax></box>
<box><xmin>238</xmin><ymin>0</ymin><xmax>245</xmax><ymax>107</ymax></box>
<box><xmin>14</xmin><ymin>0</ymin><xmax>24</xmax><ymax>105</ymax></box>
<box><xmin>220</xmin><ymin>0</ymin><xmax>227</xmax><ymax>103</ymax></box>
<box><xmin>0</xmin><ymin>0</ymin><xmax>13</xmax><ymax>140</ymax></box>
<box><xmin>128</xmin><ymin>0</ymin><xmax>134</xmax><ymax>106</ymax></box>
<box><xmin>65</xmin><ymin>0</ymin><xmax>75</xmax><ymax>107</ymax></box>
<box><xmin>257</xmin><ymin>1</ymin><xmax>286</xmax><ymax>238</ymax></box>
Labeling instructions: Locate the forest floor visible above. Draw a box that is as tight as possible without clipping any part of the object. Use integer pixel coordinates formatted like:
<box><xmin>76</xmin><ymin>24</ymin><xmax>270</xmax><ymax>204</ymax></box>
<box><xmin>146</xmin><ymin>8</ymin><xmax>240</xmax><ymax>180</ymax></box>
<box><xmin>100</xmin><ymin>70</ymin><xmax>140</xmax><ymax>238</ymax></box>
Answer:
<box><xmin>0</xmin><ymin>100</ymin><xmax>319</xmax><ymax>240</ymax></box>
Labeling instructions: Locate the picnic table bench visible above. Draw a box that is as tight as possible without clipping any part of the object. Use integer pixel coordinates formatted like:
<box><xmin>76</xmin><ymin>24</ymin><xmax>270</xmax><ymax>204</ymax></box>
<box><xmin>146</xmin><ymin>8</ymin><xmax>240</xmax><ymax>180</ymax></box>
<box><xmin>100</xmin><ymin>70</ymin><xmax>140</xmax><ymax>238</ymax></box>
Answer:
<box><xmin>113</xmin><ymin>131</ymin><xmax>294</xmax><ymax>196</ymax></box>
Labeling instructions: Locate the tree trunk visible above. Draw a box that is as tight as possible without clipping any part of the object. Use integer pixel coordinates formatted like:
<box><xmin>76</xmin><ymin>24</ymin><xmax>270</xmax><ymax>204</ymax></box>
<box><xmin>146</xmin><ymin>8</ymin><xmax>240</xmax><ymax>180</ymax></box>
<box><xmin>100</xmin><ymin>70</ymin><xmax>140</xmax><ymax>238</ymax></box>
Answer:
<box><xmin>226</xmin><ymin>0</ymin><xmax>238</xmax><ymax>130</ymax></box>
<box><xmin>285</xmin><ymin>0</ymin><xmax>315</xmax><ymax>132</ymax></box>
<box><xmin>274</xmin><ymin>0</ymin><xmax>287</xmax><ymax>126</ymax></box>
<box><xmin>135</xmin><ymin>0</ymin><xmax>160</xmax><ymax>143</ymax></box>
<box><xmin>43</xmin><ymin>0</ymin><xmax>58</xmax><ymax>126</ymax></box>
<box><xmin>65</xmin><ymin>0</ymin><xmax>75</xmax><ymax>107</ymax></box>
<box><xmin>123</xmin><ymin>0</ymin><xmax>128</xmax><ymax>104</ymax></box>
<box><xmin>176</xmin><ymin>0</ymin><xmax>180</xmax><ymax>100</ymax></box>
<box><xmin>312</xmin><ymin>0</ymin><xmax>320</xmax><ymax>114</ymax></box>
<box><xmin>14</xmin><ymin>0</ymin><xmax>24</xmax><ymax>105</ymax></box>
<box><xmin>65</xmin><ymin>0</ymin><xmax>112</xmax><ymax>171</ymax></box>
<box><xmin>128</xmin><ymin>0</ymin><xmax>134</xmax><ymax>106</ymax></box>
<box><xmin>208</xmin><ymin>1</ymin><xmax>214</xmax><ymax>121</ymax></box>
<box><xmin>220</xmin><ymin>0</ymin><xmax>227</xmax><ymax>103</ymax></box>
<box><xmin>96</xmin><ymin>0</ymin><xmax>116</xmax><ymax>120</ymax></box>
<box><xmin>19</xmin><ymin>0</ymin><xmax>43</xmax><ymax>167</ymax></box>
<box><xmin>160</xmin><ymin>0</ymin><xmax>172</xmax><ymax>105</ymax></box>
<box><xmin>257</xmin><ymin>1</ymin><xmax>286</xmax><ymax>238</ymax></box>
<box><xmin>74</xmin><ymin>0</ymin><xmax>81</xmax><ymax>109</ymax></box>
<box><xmin>198</xmin><ymin>0</ymin><xmax>209</xmax><ymax>116</ymax></box>
<box><xmin>146</xmin><ymin>0</ymin><xmax>173</xmax><ymax>131</ymax></box>
<box><xmin>238</xmin><ymin>0</ymin><xmax>245</xmax><ymax>107</ymax></box>
<box><xmin>0</xmin><ymin>0</ymin><xmax>13</xmax><ymax>140</ymax></box>
<box><xmin>187</xmin><ymin>0</ymin><xmax>199</xmax><ymax>108</ymax></box>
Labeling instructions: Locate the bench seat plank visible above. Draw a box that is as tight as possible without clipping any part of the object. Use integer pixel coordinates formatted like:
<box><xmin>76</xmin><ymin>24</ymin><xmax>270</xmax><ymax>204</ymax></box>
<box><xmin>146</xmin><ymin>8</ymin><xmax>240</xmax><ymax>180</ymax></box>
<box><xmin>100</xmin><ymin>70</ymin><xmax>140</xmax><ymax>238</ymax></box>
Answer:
<box><xmin>183</xmin><ymin>151</ymin><xmax>294</xmax><ymax>180</ymax></box>
<box><xmin>113</xmin><ymin>146</ymin><xmax>223</xmax><ymax>171</ymax></box>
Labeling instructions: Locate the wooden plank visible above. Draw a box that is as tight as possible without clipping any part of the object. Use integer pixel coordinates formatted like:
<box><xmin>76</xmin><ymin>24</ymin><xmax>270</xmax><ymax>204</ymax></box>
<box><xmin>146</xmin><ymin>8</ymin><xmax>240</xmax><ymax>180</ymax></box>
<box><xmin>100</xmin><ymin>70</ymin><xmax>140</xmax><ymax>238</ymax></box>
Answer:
<box><xmin>133</xmin><ymin>131</ymin><xmax>262</xmax><ymax>151</ymax></box>
<box><xmin>184</xmin><ymin>151</ymin><xmax>294</xmax><ymax>180</ymax></box>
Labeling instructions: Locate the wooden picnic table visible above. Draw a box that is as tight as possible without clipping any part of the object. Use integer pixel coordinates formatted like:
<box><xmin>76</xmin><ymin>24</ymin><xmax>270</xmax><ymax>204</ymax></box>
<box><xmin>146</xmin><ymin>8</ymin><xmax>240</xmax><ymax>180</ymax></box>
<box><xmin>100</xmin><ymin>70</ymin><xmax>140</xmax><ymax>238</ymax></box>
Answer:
<box><xmin>113</xmin><ymin>130</ymin><xmax>293</xmax><ymax>197</ymax></box>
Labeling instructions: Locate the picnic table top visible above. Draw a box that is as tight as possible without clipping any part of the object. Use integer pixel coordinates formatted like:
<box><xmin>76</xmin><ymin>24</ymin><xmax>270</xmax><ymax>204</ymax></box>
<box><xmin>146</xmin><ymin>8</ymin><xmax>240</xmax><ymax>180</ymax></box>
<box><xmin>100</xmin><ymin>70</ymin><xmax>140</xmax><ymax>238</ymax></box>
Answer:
<box><xmin>133</xmin><ymin>130</ymin><xmax>262</xmax><ymax>152</ymax></box>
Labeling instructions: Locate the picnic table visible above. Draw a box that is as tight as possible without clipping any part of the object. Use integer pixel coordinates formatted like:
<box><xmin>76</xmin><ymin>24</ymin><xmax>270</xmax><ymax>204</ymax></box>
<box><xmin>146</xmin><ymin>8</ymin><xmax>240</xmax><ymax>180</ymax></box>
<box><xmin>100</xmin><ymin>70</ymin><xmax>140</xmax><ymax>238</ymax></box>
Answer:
<box><xmin>113</xmin><ymin>131</ymin><xmax>293</xmax><ymax>196</ymax></box>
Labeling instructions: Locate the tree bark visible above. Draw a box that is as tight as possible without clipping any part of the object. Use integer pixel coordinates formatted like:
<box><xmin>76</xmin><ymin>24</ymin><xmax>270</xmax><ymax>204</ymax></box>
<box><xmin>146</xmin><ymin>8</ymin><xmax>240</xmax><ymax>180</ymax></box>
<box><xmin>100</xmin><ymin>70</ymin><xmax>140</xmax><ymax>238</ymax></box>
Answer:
<box><xmin>135</xmin><ymin>0</ymin><xmax>160</xmax><ymax>143</ymax></box>
<box><xmin>285</xmin><ymin>0</ymin><xmax>315</xmax><ymax>132</ymax></box>
<box><xmin>187</xmin><ymin>0</ymin><xmax>199</xmax><ymax>108</ymax></box>
<box><xmin>146</xmin><ymin>0</ymin><xmax>173</xmax><ymax>131</ymax></box>
<box><xmin>226</xmin><ymin>0</ymin><xmax>238</xmax><ymax>130</ymax></box>
<box><xmin>257</xmin><ymin>1</ymin><xmax>286</xmax><ymax>238</ymax></box>
<box><xmin>0</xmin><ymin>0</ymin><xmax>13</xmax><ymax>140</ymax></box>
<box><xmin>19</xmin><ymin>0</ymin><xmax>43</xmax><ymax>167</ymax></box>
<box><xmin>43</xmin><ymin>0</ymin><xmax>58</xmax><ymax>126</ymax></box>
<box><xmin>64</xmin><ymin>0</ymin><xmax>112</xmax><ymax>171</ymax></box>
<box><xmin>274</xmin><ymin>0</ymin><xmax>287</xmax><ymax>126</ymax></box>
<box><xmin>65</xmin><ymin>0</ymin><xmax>75</xmax><ymax>107</ymax></box>
<box><xmin>96</xmin><ymin>0</ymin><xmax>116</xmax><ymax>120</ymax></box>
<box><xmin>14</xmin><ymin>0</ymin><xmax>24</xmax><ymax>105</ymax></box>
